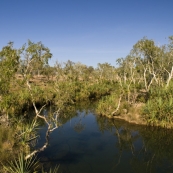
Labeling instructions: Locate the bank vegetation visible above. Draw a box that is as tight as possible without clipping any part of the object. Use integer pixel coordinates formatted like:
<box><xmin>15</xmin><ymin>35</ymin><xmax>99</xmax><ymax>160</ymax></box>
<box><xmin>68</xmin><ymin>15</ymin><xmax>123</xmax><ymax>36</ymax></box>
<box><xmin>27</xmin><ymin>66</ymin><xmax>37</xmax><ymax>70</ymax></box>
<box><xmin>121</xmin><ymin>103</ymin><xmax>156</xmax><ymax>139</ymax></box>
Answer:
<box><xmin>0</xmin><ymin>36</ymin><xmax>173</xmax><ymax>172</ymax></box>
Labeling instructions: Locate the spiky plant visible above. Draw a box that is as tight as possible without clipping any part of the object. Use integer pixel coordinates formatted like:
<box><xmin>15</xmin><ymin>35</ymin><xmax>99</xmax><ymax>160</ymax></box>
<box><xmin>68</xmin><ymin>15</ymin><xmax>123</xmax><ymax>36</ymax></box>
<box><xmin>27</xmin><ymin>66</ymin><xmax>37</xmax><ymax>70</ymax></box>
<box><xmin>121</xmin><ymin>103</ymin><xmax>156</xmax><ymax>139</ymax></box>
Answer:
<box><xmin>3</xmin><ymin>152</ymin><xmax>38</xmax><ymax>173</ymax></box>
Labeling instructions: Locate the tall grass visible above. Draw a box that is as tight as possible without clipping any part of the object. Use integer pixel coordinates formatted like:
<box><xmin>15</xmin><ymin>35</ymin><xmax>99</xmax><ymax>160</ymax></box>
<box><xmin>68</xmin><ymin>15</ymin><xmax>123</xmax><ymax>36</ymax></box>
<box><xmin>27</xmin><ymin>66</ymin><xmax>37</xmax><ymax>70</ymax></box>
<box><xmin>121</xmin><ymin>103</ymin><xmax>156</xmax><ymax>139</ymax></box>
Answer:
<box><xmin>143</xmin><ymin>86</ymin><xmax>173</xmax><ymax>127</ymax></box>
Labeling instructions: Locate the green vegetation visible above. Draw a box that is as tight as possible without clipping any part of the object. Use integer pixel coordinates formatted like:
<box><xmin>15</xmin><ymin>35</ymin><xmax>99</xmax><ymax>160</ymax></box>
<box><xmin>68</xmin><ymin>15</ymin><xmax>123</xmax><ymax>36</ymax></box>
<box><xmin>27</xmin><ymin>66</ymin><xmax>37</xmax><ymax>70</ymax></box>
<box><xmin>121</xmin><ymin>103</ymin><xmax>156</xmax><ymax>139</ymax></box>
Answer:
<box><xmin>1</xmin><ymin>36</ymin><xmax>173</xmax><ymax>171</ymax></box>
<box><xmin>96</xmin><ymin>36</ymin><xmax>173</xmax><ymax>127</ymax></box>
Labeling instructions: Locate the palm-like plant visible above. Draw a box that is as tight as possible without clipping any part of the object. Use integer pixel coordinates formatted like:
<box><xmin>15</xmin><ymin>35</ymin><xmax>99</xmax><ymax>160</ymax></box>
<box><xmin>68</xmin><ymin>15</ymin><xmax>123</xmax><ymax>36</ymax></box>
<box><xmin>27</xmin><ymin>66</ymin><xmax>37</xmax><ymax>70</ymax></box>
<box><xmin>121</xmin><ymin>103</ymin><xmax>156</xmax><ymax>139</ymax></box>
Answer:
<box><xmin>3</xmin><ymin>152</ymin><xmax>38</xmax><ymax>173</ymax></box>
<box><xmin>3</xmin><ymin>152</ymin><xmax>60</xmax><ymax>173</ymax></box>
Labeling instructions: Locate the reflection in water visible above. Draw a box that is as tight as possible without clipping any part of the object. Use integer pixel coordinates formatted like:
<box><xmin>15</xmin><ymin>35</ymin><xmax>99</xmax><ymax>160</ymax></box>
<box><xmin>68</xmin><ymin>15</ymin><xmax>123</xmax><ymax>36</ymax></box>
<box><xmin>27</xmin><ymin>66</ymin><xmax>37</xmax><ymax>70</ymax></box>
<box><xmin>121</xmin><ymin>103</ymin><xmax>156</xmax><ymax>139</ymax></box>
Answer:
<box><xmin>36</xmin><ymin>103</ymin><xmax>173</xmax><ymax>173</ymax></box>
<box><xmin>73</xmin><ymin>120</ymin><xmax>85</xmax><ymax>133</ymax></box>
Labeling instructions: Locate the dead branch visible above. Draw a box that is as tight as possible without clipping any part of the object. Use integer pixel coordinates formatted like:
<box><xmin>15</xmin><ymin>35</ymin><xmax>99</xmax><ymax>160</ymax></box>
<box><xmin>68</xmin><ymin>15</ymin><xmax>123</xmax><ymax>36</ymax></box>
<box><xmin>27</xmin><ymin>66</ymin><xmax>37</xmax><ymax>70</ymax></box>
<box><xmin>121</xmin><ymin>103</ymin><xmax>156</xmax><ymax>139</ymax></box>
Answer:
<box><xmin>112</xmin><ymin>95</ymin><xmax>122</xmax><ymax>115</ymax></box>
<box><xmin>25</xmin><ymin>109</ymin><xmax>60</xmax><ymax>160</ymax></box>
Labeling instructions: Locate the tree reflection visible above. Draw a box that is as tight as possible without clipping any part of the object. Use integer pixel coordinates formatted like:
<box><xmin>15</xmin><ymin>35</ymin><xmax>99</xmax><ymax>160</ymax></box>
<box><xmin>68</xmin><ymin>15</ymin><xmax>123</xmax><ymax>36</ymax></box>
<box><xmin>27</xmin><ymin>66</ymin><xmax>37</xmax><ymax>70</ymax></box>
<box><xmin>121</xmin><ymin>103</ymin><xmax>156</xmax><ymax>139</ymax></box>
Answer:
<box><xmin>96</xmin><ymin>115</ymin><xmax>173</xmax><ymax>173</ymax></box>
<box><xmin>73</xmin><ymin>119</ymin><xmax>85</xmax><ymax>133</ymax></box>
<box><xmin>39</xmin><ymin>103</ymin><xmax>173</xmax><ymax>173</ymax></box>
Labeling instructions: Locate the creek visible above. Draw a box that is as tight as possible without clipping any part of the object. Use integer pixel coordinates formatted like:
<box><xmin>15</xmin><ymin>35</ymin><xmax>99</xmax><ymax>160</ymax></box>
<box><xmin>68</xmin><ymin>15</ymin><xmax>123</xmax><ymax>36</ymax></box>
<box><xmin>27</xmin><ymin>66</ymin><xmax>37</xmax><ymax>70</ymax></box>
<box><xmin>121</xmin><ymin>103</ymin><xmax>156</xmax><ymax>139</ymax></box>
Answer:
<box><xmin>36</xmin><ymin>104</ymin><xmax>173</xmax><ymax>173</ymax></box>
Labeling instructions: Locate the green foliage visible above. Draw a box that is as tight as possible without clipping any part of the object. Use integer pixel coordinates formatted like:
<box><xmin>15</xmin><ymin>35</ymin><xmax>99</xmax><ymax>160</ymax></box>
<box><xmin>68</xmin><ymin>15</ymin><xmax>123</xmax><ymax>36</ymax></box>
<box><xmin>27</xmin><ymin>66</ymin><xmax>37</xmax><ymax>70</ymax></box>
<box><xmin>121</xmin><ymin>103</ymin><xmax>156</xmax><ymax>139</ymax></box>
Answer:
<box><xmin>143</xmin><ymin>85</ymin><xmax>173</xmax><ymax>127</ymax></box>
<box><xmin>75</xmin><ymin>81</ymin><xmax>115</xmax><ymax>101</ymax></box>
<box><xmin>96</xmin><ymin>92</ymin><xmax>121</xmax><ymax>117</ymax></box>
<box><xmin>15</xmin><ymin>119</ymin><xmax>39</xmax><ymax>151</ymax></box>
<box><xmin>0</xmin><ymin>42</ymin><xmax>19</xmax><ymax>95</ymax></box>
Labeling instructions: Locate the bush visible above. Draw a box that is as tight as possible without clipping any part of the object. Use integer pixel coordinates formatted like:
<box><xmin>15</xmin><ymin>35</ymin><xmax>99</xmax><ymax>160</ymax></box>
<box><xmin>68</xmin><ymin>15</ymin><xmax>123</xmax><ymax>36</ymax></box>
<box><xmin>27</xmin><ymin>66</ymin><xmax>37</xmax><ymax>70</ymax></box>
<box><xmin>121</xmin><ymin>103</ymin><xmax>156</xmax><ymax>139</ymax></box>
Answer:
<box><xmin>142</xmin><ymin>86</ymin><xmax>173</xmax><ymax>127</ymax></box>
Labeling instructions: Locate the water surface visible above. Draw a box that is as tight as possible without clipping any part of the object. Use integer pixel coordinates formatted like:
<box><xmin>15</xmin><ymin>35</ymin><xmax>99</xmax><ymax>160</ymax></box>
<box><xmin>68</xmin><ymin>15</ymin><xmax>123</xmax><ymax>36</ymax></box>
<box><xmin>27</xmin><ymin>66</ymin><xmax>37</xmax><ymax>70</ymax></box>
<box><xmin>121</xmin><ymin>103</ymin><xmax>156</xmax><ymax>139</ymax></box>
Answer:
<box><xmin>37</xmin><ymin>107</ymin><xmax>173</xmax><ymax>173</ymax></box>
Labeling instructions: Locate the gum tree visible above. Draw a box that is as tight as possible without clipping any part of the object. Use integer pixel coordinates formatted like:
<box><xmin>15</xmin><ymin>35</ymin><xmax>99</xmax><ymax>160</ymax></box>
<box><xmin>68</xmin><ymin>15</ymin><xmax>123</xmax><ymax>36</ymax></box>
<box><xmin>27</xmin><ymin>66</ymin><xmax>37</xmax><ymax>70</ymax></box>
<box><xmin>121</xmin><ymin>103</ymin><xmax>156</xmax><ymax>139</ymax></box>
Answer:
<box><xmin>131</xmin><ymin>38</ymin><xmax>162</xmax><ymax>91</ymax></box>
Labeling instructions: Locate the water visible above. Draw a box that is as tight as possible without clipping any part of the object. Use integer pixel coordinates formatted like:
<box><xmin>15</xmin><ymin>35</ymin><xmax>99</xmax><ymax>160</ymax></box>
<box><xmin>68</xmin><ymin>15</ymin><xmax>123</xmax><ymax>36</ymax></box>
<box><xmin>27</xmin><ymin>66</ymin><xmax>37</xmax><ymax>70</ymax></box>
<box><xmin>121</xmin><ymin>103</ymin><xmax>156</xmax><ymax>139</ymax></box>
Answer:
<box><xmin>36</xmin><ymin>107</ymin><xmax>173</xmax><ymax>173</ymax></box>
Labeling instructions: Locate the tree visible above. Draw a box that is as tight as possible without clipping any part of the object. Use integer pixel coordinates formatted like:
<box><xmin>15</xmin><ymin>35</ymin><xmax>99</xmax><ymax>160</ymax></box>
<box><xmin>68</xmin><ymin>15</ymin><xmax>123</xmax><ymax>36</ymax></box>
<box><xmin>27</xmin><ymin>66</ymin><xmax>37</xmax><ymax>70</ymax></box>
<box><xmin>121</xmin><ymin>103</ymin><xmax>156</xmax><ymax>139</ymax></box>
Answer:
<box><xmin>131</xmin><ymin>38</ymin><xmax>162</xmax><ymax>91</ymax></box>
<box><xmin>0</xmin><ymin>42</ymin><xmax>20</xmax><ymax>95</ymax></box>
<box><xmin>19</xmin><ymin>41</ymin><xmax>62</xmax><ymax>160</ymax></box>
<box><xmin>20</xmin><ymin>40</ymin><xmax>52</xmax><ymax>79</ymax></box>
<box><xmin>0</xmin><ymin>42</ymin><xmax>20</xmax><ymax>118</ymax></box>
<box><xmin>96</xmin><ymin>62</ymin><xmax>115</xmax><ymax>82</ymax></box>
<box><xmin>162</xmin><ymin>36</ymin><xmax>173</xmax><ymax>87</ymax></box>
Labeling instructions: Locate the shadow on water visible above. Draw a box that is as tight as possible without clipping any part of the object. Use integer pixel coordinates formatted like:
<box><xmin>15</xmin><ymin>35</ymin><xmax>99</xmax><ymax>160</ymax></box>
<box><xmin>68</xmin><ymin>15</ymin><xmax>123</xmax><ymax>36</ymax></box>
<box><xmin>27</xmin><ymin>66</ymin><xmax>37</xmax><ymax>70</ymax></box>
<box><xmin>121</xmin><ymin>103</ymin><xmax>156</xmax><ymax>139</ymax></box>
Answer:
<box><xmin>36</xmin><ymin>101</ymin><xmax>173</xmax><ymax>173</ymax></box>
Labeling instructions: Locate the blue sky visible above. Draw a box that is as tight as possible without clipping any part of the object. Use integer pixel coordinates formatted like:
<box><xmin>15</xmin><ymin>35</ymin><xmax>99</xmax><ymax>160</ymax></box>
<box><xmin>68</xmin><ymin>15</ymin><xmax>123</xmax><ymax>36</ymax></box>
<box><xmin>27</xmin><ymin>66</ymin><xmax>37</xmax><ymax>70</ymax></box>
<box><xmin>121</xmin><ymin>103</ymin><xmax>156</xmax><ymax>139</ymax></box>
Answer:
<box><xmin>0</xmin><ymin>0</ymin><xmax>173</xmax><ymax>67</ymax></box>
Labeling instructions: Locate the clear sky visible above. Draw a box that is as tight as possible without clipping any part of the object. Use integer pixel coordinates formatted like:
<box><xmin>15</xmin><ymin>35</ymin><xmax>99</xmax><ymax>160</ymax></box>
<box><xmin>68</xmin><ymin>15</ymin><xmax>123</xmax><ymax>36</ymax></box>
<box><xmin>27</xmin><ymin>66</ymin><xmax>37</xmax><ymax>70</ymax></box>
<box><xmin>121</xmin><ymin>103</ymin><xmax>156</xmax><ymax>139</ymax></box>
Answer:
<box><xmin>0</xmin><ymin>0</ymin><xmax>173</xmax><ymax>67</ymax></box>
